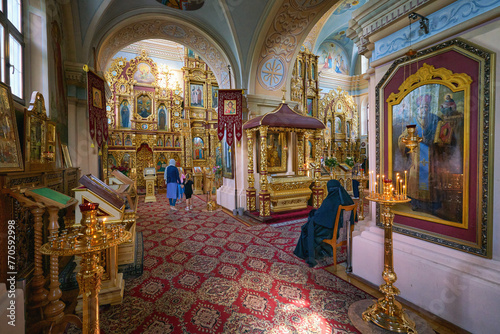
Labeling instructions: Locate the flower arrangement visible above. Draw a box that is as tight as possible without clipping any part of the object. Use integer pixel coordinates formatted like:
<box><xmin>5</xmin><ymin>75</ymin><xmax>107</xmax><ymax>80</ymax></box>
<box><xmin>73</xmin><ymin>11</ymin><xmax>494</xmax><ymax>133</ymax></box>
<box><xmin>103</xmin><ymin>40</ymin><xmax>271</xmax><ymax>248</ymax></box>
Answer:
<box><xmin>111</xmin><ymin>164</ymin><xmax>130</xmax><ymax>176</ymax></box>
<box><xmin>345</xmin><ymin>156</ymin><xmax>355</xmax><ymax>168</ymax></box>
<box><xmin>324</xmin><ymin>157</ymin><xmax>338</xmax><ymax>169</ymax></box>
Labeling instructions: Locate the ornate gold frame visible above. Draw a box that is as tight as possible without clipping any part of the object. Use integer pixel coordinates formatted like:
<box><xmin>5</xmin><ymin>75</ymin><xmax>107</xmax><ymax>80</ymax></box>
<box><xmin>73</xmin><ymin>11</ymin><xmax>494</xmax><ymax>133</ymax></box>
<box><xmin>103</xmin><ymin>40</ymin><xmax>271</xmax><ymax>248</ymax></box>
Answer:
<box><xmin>257</xmin><ymin>131</ymin><xmax>288</xmax><ymax>173</ymax></box>
<box><xmin>387</xmin><ymin>64</ymin><xmax>471</xmax><ymax>229</ymax></box>
<box><xmin>134</xmin><ymin>90</ymin><xmax>155</xmax><ymax>122</ymax></box>
<box><xmin>376</xmin><ymin>39</ymin><xmax>494</xmax><ymax>257</ymax></box>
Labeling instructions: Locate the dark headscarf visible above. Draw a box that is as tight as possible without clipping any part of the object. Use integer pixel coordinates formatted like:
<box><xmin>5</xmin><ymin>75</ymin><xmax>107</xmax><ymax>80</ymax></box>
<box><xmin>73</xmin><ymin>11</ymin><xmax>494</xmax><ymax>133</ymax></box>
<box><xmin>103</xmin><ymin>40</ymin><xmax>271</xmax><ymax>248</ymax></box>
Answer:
<box><xmin>313</xmin><ymin>179</ymin><xmax>354</xmax><ymax>228</ymax></box>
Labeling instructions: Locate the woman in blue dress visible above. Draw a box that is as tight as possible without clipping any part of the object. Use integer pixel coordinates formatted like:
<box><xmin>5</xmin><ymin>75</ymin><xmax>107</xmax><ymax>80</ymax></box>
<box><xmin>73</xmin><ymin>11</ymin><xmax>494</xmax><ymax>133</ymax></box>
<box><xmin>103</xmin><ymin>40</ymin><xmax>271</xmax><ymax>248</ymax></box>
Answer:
<box><xmin>164</xmin><ymin>159</ymin><xmax>181</xmax><ymax>211</ymax></box>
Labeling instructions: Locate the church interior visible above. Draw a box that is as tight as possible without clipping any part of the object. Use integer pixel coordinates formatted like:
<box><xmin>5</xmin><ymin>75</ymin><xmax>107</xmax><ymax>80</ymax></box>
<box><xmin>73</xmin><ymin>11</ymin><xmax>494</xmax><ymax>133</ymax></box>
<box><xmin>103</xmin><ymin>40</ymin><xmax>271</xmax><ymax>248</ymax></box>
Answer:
<box><xmin>0</xmin><ymin>0</ymin><xmax>499</xmax><ymax>333</ymax></box>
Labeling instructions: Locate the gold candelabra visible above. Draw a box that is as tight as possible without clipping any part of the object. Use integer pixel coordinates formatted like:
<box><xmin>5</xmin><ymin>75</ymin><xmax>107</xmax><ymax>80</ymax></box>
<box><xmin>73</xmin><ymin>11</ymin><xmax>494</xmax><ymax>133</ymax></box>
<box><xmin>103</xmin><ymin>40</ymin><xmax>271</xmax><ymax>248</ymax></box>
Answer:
<box><xmin>40</xmin><ymin>203</ymin><xmax>131</xmax><ymax>334</ymax></box>
<box><xmin>362</xmin><ymin>177</ymin><xmax>415</xmax><ymax>333</ymax></box>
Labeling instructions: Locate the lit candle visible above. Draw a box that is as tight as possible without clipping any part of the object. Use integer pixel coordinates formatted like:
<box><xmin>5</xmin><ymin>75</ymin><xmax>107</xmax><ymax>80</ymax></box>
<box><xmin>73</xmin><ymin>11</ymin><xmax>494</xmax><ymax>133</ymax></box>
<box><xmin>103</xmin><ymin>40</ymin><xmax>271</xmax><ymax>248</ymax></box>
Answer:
<box><xmin>403</xmin><ymin>185</ymin><xmax>406</xmax><ymax>198</ymax></box>
<box><xmin>376</xmin><ymin>174</ymin><xmax>380</xmax><ymax>194</ymax></box>
<box><xmin>400</xmin><ymin>179</ymin><xmax>403</xmax><ymax>197</ymax></box>
<box><xmin>405</xmin><ymin>170</ymin><xmax>407</xmax><ymax>196</ymax></box>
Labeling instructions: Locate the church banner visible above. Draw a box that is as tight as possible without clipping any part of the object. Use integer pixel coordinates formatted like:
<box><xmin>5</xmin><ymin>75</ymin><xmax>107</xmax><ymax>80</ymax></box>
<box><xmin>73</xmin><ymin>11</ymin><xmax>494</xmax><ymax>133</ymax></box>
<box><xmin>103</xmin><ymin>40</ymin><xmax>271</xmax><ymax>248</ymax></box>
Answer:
<box><xmin>217</xmin><ymin>89</ymin><xmax>243</xmax><ymax>146</ymax></box>
<box><xmin>87</xmin><ymin>69</ymin><xmax>108</xmax><ymax>147</ymax></box>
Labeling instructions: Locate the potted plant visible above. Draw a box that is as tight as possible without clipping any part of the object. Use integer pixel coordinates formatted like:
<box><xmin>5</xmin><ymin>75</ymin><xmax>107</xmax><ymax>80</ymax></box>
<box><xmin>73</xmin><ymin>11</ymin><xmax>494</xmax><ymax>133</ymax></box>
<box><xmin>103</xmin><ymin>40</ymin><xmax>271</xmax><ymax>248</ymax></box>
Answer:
<box><xmin>345</xmin><ymin>156</ymin><xmax>355</xmax><ymax>168</ymax></box>
<box><xmin>324</xmin><ymin>157</ymin><xmax>338</xmax><ymax>178</ymax></box>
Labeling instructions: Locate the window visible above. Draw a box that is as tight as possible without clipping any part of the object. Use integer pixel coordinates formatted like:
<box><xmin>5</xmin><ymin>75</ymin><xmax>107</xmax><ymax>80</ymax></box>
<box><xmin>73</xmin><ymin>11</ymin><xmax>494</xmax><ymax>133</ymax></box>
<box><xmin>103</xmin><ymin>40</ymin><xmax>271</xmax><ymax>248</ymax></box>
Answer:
<box><xmin>1</xmin><ymin>0</ymin><xmax>24</xmax><ymax>99</ymax></box>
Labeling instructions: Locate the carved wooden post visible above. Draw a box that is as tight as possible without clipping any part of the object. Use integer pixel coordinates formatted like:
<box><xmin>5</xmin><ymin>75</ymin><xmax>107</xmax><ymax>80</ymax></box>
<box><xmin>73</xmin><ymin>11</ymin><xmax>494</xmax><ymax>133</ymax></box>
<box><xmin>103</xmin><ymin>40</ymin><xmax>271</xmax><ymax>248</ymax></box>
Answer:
<box><xmin>44</xmin><ymin>206</ymin><xmax>65</xmax><ymax>324</ymax></box>
<box><xmin>297</xmin><ymin>131</ymin><xmax>305</xmax><ymax>176</ymax></box>
<box><xmin>312</xmin><ymin>129</ymin><xmax>324</xmax><ymax>208</ymax></box>
<box><xmin>30</xmin><ymin>206</ymin><xmax>49</xmax><ymax>310</ymax></box>
<box><xmin>246</xmin><ymin>129</ymin><xmax>256</xmax><ymax>211</ymax></box>
<box><xmin>258</xmin><ymin>126</ymin><xmax>271</xmax><ymax>217</ymax></box>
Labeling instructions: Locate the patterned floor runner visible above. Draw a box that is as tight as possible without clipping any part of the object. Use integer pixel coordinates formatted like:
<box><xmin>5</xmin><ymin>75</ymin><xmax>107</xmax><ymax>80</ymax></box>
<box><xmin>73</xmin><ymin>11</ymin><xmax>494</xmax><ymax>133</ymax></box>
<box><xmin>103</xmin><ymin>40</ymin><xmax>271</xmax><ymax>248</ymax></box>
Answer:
<box><xmin>68</xmin><ymin>195</ymin><xmax>372</xmax><ymax>333</ymax></box>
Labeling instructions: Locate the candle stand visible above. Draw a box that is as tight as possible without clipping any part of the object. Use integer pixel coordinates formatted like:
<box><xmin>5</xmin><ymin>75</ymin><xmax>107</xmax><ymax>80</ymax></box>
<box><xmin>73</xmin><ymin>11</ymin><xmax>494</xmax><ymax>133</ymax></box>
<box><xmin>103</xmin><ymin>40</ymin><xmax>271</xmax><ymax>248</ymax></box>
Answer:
<box><xmin>40</xmin><ymin>203</ymin><xmax>131</xmax><ymax>334</ymax></box>
<box><xmin>353</xmin><ymin>173</ymin><xmax>368</xmax><ymax>220</ymax></box>
<box><xmin>362</xmin><ymin>179</ymin><xmax>416</xmax><ymax>333</ymax></box>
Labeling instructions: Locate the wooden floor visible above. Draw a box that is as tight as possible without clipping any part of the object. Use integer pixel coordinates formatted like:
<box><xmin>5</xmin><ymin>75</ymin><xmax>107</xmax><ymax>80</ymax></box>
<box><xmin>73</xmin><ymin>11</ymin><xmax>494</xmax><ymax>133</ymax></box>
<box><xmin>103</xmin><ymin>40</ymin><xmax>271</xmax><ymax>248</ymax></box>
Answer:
<box><xmin>326</xmin><ymin>264</ymin><xmax>471</xmax><ymax>334</ymax></box>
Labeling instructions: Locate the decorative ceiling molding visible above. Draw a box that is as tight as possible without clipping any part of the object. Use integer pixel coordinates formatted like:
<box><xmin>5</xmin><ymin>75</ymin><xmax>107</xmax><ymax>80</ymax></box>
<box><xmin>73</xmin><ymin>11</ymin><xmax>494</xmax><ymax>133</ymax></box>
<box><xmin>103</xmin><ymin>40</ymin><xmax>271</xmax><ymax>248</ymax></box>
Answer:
<box><xmin>302</xmin><ymin>4</ymin><xmax>338</xmax><ymax>52</ymax></box>
<box><xmin>120</xmin><ymin>39</ymin><xmax>185</xmax><ymax>62</ymax></box>
<box><xmin>97</xmin><ymin>17</ymin><xmax>232</xmax><ymax>88</ymax></box>
<box><xmin>254</xmin><ymin>0</ymin><xmax>337</xmax><ymax>94</ymax></box>
<box><xmin>347</xmin><ymin>0</ymin><xmax>437</xmax><ymax>58</ymax></box>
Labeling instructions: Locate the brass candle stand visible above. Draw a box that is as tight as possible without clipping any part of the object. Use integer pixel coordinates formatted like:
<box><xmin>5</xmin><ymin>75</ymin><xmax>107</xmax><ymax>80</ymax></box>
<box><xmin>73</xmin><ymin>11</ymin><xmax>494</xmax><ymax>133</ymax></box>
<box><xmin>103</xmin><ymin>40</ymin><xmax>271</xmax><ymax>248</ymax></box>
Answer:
<box><xmin>362</xmin><ymin>179</ymin><xmax>416</xmax><ymax>333</ymax></box>
<box><xmin>206</xmin><ymin>171</ymin><xmax>217</xmax><ymax>212</ymax></box>
<box><xmin>40</xmin><ymin>203</ymin><xmax>131</xmax><ymax>334</ymax></box>
<box><xmin>353</xmin><ymin>172</ymin><xmax>368</xmax><ymax>220</ymax></box>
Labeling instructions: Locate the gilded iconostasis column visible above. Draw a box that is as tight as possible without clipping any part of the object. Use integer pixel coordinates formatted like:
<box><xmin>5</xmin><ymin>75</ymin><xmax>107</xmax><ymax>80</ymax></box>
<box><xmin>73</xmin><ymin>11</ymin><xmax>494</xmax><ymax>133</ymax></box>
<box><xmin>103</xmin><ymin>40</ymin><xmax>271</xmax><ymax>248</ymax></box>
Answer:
<box><xmin>297</xmin><ymin>131</ymin><xmax>305</xmax><ymax>176</ymax></box>
<box><xmin>209</xmin><ymin>129</ymin><xmax>217</xmax><ymax>168</ymax></box>
<box><xmin>246</xmin><ymin>129</ymin><xmax>256</xmax><ymax>211</ymax></box>
<box><xmin>312</xmin><ymin>129</ymin><xmax>324</xmax><ymax>208</ymax></box>
<box><xmin>258</xmin><ymin>126</ymin><xmax>271</xmax><ymax>217</ymax></box>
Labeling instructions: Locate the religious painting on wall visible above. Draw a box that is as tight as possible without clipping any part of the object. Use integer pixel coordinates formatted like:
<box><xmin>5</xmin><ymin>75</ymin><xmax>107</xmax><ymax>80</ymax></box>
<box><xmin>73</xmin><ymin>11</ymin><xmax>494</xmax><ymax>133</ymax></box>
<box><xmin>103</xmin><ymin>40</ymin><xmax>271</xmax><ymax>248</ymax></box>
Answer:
<box><xmin>193</xmin><ymin>137</ymin><xmax>204</xmax><ymax>160</ymax></box>
<box><xmin>174</xmin><ymin>137</ymin><xmax>181</xmax><ymax>148</ymax></box>
<box><xmin>222</xmin><ymin>137</ymin><xmax>234</xmax><ymax>179</ymax></box>
<box><xmin>114</xmin><ymin>133</ymin><xmax>122</xmax><ymax>146</ymax></box>
<box><xmin>133</xmin><ymin>62</ymin><xmax>155</xmax><ymax>84</ymax></box>
<box><xmin>136</xmin><ymin>94</ymin><xmax>152</xmax><ymax>118</ymax></box>
<box><xmin>318</xmin><ymin>41</ymin><xmax>349</xmax><ymax>75</ymax></box>
<box><xmin>156</xmin><ymin>153</ymin><xmax>167</xmax><ymax>173</ymax></box>
<box><xmin>307</xmin><ymin>98</ymin><xmax>313</xmax><ymax>116</ymax></box>
<box><xmin>119</xmin><ymin>99</ymin><xmax>131</xmax><ymax>128</ymax></box>
<box><xmin>215</xmin><ymin>142</ymin><xmax>222</xmax><ymax>168</ymax></box>
<box><xmin>0</xmin><ymin>82</ymin><xmax>23</xmax><ymax>172</ymax></box>
<box><xmin>335</xmin><ymin>116</ymin><xmax>342</xmax><ymax>134</ymax></box>
<box><xmin>391</xmin><ymin>83</ymin><xmax>466</xmax><ymax>226</ymax></box>
<box><xmin>124</xmin><ymin>134</ymin><xmax>133</xmax><ymax>146</ymax></box>
<box><xmin>190</xmin><ymin>83</ymin><xmax>204</xmax><ymax>108</ymax></box>
<box><xmin>378</xmin><ymin>39</ymin><xmax>494</xmax><ymax>257</ymax></box>
<box><xmin>157</xmin><ymin>135</ymin><xmax>164</xmax><ymax>147</ymax></box>
<box><xmin>212</xmin><ymin>86</ymin><xmax>218</xmax><ymax>109</ymax></box>
<box><xmin>166</xmin><ymin>135</ymin><xmax>173</xmax><ymax>147</ymax></box>
<box><xmin>257</xmin><ymin>132</ymin><xmax>287</xmax><ymax>173</ymax></box>
<box><xmin>157</xmin><ymin>103</ymin><xmax>168</xmax><ymax>130</ymax></box>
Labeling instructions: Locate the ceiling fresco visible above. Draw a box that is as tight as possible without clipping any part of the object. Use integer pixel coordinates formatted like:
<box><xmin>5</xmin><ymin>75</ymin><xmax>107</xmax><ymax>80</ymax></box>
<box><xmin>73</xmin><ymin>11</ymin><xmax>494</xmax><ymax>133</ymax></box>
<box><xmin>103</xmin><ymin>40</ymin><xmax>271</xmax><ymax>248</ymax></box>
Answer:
<box><xmin>155</xmin><ymin>0</ymin><xmax>205</xmax><ymax>11</ymax></box>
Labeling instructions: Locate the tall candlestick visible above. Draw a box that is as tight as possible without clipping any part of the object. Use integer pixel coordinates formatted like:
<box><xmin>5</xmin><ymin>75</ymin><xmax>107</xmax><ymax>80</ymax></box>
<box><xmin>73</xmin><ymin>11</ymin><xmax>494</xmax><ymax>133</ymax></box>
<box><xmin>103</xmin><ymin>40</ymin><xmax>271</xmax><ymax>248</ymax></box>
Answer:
<box><xmin>405</xmin><ymin>171</ymin><xmax>407</xmax><ymax>195</ymax></box>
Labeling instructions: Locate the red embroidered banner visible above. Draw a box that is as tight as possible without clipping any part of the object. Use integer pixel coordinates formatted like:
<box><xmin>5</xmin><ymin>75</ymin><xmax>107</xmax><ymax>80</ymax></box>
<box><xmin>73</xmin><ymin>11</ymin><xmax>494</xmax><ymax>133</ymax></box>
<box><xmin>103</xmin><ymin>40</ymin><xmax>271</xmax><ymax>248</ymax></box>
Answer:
<box><xmin>217</xmin><ymin>89</ymin><xmax>243</xmax><ymax>146</ymax></box>
<box><xmin>87</xmin><ymin>70</ymin><xmax>106</xmax><ymax>147</ymax></box>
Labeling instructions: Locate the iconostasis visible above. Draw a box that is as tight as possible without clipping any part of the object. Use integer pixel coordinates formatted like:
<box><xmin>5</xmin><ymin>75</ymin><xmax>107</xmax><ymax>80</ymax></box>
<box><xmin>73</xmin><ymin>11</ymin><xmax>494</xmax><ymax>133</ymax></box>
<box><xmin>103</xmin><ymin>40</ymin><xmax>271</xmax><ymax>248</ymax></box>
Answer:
<box><xmin>103</xmin><ymin>49</ymin><xmax>220</xmax><ymax>187</ymax></box>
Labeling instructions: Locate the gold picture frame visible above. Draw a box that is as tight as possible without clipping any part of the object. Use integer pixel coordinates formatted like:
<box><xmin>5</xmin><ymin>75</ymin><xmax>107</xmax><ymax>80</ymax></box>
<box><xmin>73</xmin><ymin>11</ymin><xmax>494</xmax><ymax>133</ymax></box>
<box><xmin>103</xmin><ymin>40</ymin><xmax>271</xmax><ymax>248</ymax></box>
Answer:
<box><xmin>257</xmin><ymin>132</ymin><xmax>288</xmax><ymax>173</ymax></box>
<box><xmin>0</xmin><ymin>82</ymin><xmax>23</xmax><ymax>172</ymax></box>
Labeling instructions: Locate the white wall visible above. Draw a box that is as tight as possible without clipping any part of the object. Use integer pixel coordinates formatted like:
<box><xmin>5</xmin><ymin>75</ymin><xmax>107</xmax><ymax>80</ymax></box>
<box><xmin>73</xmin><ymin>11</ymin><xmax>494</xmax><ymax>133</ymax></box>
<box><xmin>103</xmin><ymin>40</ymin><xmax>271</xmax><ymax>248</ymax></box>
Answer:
<box><xmin>352</xmin><ymin>20</ymin><xmax>500</xmax><ymax>334</ymax></box>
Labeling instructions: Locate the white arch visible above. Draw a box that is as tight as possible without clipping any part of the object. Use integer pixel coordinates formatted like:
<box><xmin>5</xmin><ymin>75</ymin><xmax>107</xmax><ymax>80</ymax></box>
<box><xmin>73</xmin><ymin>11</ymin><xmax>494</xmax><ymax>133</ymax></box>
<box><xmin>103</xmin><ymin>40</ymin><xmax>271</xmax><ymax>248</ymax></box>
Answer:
<box><xmin>95</xmin><ymin>14</ymin><xmax>235</xmax><ymax>88</ymax></box>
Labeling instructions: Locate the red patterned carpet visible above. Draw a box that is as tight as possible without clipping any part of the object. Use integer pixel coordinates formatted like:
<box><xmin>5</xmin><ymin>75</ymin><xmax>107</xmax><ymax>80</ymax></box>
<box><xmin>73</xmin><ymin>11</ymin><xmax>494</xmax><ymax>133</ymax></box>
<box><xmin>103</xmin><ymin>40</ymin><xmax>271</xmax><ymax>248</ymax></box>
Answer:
<box><xmin>70</xmin><ymin>195</ymin><xmax>372</xmax><ymax>333</ymax></box>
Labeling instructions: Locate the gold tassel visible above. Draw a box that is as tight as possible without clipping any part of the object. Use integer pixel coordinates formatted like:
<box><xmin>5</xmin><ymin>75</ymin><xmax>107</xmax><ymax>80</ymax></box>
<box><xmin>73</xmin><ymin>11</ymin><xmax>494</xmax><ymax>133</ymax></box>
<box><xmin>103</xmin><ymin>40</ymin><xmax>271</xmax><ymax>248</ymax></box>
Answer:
<box><xmin>91</xmin><ymin>142</ymin><xmax>95</xmax><ymax>148</ymax></box>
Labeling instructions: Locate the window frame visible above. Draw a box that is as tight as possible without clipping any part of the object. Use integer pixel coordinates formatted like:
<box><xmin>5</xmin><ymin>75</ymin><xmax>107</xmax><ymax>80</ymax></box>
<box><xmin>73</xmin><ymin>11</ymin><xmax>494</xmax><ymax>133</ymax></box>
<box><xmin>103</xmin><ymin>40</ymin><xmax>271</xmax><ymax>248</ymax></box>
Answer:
<box><xmin>0</xmin><ymin>0</ymin><xmax>25</xmax><ymax>103</ymax></box>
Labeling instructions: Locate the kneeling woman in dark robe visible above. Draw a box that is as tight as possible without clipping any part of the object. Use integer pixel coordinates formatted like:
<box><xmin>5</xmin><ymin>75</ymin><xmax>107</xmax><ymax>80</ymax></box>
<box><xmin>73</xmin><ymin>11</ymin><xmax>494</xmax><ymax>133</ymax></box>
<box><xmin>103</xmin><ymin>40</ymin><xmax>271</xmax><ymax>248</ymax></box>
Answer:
<box><xmin>294</xmin><ymin>180</ymin><xmax>354</xmax><ymax>267</ymax></box>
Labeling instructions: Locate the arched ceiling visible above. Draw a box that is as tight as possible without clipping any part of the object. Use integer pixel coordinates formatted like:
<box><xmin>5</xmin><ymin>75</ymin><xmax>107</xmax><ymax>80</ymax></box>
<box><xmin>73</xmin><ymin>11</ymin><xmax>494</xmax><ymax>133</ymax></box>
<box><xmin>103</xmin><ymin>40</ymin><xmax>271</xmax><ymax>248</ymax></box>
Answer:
<box><xmin>72</xmin><ymin>0</ymin><xmax>365</xmax><ymax>93</ymax></box>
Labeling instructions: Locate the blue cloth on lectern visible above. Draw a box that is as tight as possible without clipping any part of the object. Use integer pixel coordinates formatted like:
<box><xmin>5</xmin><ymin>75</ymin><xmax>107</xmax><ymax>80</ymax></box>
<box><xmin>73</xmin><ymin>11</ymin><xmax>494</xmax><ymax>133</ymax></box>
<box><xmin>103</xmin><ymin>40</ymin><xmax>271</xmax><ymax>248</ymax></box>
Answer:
<box><xmin>293</xmin><ymin>180</ymin><xmax>354</xmax><ymax>267</ymax></box>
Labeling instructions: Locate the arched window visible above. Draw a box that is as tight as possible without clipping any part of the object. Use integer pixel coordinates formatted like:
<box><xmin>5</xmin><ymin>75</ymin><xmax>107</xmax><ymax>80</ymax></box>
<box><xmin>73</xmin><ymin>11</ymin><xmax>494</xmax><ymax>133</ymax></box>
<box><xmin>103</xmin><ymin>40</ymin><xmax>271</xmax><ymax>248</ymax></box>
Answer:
<box><xmin>1</xmin><ymin>0</ymin><xmax>24</xmax><ymax>99</ymax></box>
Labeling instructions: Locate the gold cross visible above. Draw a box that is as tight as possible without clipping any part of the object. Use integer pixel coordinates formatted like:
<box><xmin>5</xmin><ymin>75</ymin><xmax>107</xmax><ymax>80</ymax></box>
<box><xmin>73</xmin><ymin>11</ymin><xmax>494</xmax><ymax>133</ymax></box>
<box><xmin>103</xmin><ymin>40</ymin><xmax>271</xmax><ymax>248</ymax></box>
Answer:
<box><xmin>281</xmin><ymin>88</ymin><xmax>287</xmax><ymax>103</ymax></box>
<box><xmin>420</xmin><ymin>158</ymin><xmax>428</xmax><ymax>167</ymax></box>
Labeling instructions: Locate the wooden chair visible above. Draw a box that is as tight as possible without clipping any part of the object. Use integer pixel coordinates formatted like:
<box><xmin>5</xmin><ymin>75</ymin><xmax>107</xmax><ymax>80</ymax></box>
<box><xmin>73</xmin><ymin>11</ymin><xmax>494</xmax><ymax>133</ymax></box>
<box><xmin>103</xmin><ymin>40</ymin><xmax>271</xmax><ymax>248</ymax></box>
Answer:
<box><xmin>322</xmin><ymin>203</ymin><xmax>357</xmax><ymax>270</ymax></box>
